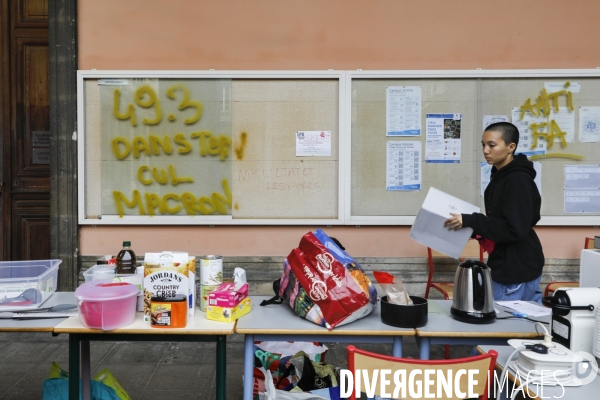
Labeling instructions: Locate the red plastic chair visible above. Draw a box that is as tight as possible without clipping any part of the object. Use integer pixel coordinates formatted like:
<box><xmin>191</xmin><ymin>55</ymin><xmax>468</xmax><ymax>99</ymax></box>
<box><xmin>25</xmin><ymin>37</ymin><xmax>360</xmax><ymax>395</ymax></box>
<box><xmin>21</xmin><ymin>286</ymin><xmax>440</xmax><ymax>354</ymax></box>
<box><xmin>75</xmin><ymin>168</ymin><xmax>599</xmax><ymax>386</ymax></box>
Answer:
<box><xmin>424</xmin><ymin>239</ymin><xmax>485</xmax><ymax>300</ymax></box>
<box><xmin>346</xmin><ymin>345</ymin><xmax>498</xmax><ymax>400</ymax></box>
<box><xmin>543</xmin><ymin>237</ymin><xmax>593</xmax><ymax>298</ymax></box>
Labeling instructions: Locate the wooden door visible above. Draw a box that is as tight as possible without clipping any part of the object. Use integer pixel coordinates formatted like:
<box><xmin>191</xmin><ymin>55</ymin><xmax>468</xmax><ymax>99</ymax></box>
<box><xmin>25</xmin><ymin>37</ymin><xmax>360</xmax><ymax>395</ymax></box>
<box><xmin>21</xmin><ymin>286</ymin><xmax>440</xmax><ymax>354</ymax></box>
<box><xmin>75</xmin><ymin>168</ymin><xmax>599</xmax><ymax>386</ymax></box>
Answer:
<box><xmin>1</xmin><ymin>0</ymin><xmax>50</xmax><ymax>261</ymax></box>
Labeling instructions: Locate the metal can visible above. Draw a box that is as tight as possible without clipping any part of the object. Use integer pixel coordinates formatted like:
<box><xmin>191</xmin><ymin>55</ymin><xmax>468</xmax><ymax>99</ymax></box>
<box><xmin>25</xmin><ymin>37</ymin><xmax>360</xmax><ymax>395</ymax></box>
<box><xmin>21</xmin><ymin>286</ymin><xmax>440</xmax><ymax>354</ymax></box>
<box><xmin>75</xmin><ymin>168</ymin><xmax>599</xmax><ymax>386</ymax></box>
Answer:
<box><xmin>200</xmin><ymin>255</ymin><xmax>223</xmax><ymax>285</ymax></box>
<box><xmin>150</xmin><ymin>295</ymin><xmax>188</xmax><ymax>328</ymax></box>
<box><xmin>199</xmin><ymin>284</ymin><xmax>220</xmax><ymax>311</ymax></box>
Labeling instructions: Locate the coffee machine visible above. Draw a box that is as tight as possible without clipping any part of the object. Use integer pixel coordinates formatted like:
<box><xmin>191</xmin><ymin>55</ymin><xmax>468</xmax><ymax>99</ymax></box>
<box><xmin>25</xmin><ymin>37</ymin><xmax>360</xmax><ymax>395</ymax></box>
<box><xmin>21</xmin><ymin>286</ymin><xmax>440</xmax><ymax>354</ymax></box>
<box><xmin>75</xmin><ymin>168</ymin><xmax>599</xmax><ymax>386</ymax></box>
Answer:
<box><xmin>545</xmin><ymin>287</ymin><xmax>600</xmax><ymax>354</ymax></box>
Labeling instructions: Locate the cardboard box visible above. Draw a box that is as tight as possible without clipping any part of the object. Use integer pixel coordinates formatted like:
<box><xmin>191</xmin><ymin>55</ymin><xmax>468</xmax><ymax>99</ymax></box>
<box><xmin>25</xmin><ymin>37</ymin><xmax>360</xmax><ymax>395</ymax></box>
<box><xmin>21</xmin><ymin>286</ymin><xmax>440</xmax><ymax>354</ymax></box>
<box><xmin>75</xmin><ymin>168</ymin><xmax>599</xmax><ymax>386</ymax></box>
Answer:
<box><xmin>143</xmin><ymin>252</ymin><xmax>196</xmax><ymax>320</ymax></box>
<box><xmin>206</xmin><ymin>297</ymin><xmax>252</xmax><ymax>323</ymax></box>
<box><xmin>409</xmin><ymin>187</ymin><xmax>479</xmax><ymax>259</ymax></box>
<box><xmin>208</xmin><ymin>282</ymin><xmax>248</xmax><ymax>308</ymax></box>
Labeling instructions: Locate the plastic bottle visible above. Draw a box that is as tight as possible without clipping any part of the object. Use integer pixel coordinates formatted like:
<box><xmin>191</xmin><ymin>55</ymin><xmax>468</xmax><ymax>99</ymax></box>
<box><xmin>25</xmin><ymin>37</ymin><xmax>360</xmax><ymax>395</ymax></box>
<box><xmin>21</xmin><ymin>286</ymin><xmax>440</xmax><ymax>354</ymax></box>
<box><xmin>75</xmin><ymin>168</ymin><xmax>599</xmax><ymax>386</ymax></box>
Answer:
<box><xmin>115</xmin><ymin>241</ymin><xmax>137</xmax><ymax>274</ymax></box>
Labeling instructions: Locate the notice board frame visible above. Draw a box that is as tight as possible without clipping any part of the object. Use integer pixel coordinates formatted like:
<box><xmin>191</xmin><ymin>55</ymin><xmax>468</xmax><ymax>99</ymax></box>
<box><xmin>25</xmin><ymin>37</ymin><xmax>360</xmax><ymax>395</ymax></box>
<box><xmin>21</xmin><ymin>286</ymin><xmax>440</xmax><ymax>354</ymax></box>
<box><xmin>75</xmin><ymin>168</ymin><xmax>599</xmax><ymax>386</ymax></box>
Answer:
<box><xmin>77</xmin><ymin>70</ymin><xmax>347</xmax><ymax>225</ymax></box>
<box><xmin>344</xmin><ymin>69</ymin><xmax>600</xmax><ymax>227</ymax></box>
<box><xmin>77</xmin><ymin>69</ymin><xmax>600</xmax><ymax>226</ymax></box>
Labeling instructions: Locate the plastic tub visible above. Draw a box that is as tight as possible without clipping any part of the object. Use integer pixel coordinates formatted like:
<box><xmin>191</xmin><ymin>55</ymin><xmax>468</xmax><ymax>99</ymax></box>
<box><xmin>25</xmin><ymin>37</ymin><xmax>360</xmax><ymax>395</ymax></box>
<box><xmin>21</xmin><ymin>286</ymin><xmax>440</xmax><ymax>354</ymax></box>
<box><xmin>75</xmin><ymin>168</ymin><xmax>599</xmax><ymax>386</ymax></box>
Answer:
<box><xmin>75</xmin><ymin>280</ymin><xmax>138</xmax><ymax>330</ymax></box>
<box><xmin>0</xmin><ymin>259</ymin><xmax>61</xmax><ymax>309</ymax></box>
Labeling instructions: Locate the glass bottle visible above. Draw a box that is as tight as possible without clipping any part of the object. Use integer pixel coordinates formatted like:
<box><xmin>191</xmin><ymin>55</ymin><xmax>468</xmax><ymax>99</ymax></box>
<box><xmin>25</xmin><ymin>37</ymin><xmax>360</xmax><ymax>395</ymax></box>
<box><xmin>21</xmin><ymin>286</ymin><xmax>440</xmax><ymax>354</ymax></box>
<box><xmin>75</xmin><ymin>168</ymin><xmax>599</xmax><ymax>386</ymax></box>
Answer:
<box><xmin>115</xmin><ymin>241</ymin><xmax>137</xmax><ymax>274</ymax></box>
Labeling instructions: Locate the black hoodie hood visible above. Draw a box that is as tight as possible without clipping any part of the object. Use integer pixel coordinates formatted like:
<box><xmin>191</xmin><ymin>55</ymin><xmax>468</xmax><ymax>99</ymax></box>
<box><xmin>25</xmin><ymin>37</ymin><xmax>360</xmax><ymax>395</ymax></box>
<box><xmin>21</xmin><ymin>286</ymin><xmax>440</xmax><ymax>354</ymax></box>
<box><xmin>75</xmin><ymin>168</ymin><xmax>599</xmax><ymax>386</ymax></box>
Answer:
<box><xmin>490</xmin><ymin>153</ymin><xmax>536</xmax><ymax>181</ymax></box>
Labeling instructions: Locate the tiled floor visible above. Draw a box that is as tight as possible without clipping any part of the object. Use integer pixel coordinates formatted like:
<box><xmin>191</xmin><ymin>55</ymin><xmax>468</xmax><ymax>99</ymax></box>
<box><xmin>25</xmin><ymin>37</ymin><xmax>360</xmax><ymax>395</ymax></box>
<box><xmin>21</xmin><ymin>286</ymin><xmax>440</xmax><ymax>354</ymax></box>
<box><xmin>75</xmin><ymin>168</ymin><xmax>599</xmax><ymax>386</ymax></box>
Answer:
<box><xmin>0</xmin><ymin>330</ymin><xmax>474</xmax><ymax>399</ymax></box>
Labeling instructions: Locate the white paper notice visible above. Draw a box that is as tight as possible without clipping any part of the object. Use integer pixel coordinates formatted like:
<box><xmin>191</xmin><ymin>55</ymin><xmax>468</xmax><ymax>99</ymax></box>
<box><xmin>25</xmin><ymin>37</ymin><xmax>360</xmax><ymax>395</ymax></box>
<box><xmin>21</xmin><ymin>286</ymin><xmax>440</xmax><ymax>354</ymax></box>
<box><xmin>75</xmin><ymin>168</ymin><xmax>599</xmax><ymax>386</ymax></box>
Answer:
<box><xmin>483</xmin><ymin>115</ymin><xmax>509</xmax><ymax>131</ymax></box>
<box><xmin>295</xmin><ymin>131</ymin><xmax>331</xmax><ymax>156</ymax></box>
<box><xmin>496</xmin><ymin>301</ymin><xmax>551</xmax><ymax>317</ymax></box>
<box><xmin>564</xmin><ymin>165</ymin><xmax>600</xmax><ymax>189</ymax></box>
<box><xmin>481</xmin><ymin>161</ymin><xmax>541</xmax><ymax>197</ymax></box>
<box><xmin>425</xmin><ymin>114</ymin><xmax>461</xmax><ymax>163</ymax></box>
<box><xmin>565</xmin><ymin>190</ymin><xmax>600</xmax><ymax>213</ymax></box>
<box><xmin>579</xmin><ymin>107</ymin><xmax>600</xmax><ymax>142</ymax></box>
<box><xmin>544</xmin><ymin>81</ymin><xmax>580</xmax><ymax>94</ymax></box>
<box><xmin>386</xmin><ymin>86</ymin><xmax>422</xmax><ymax>136</ymax></box>
<box><xmin>549</xmin><ymin>107</ymin><xmax>575</xmax><ymax>143</ymax></box>
<box><xmin>511</xmin><ymin>108</ymin><xmax>546</xmax><ymax>156</ymax></box>
<box><xmin>386</xmin><ymin>141</ymin><xmax>422</xmax><ymax>191</ymax></box>
<box><xmin>481</xmin><ymin>162</ymin><xmax>492</xmax><ymax>197</ymax></box>
<box><xmin>564</xmin><ymin>165</ymin><xmax>600</xmax><ymax>213</ymax></box>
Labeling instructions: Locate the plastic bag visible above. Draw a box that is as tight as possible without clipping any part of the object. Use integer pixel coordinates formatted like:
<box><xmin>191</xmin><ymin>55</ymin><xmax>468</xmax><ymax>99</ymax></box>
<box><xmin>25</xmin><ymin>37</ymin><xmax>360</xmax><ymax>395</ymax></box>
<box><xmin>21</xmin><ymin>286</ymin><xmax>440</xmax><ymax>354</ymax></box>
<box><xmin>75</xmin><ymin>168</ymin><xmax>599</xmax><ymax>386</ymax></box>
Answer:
<box><xmin>285</xmin><ymin>351</ymin><xmax>339</xmax><ymax>392</ymax></box>
<box><xmin>373</xmin><ymin>271</ymin><xmax>412</xmax><ymax>305</ymax></box>
<box><xmin>42</xmin><ymin>361</ymin><xmax>131</xmax><ymax>400</ymax></box>
<box><xmin>252</xmin><ymin>342</ymin><xmax>328</xmax><ymax>399</ymax></box>
<box><xmin>277</xmin><ymin>229</ymin><xmax>378</xmax><ymax>330</ymax></box>
<box><xmin>261</xmin><ymin>371</ymin><xmax>330</xmax><ymax>400</ymax></box>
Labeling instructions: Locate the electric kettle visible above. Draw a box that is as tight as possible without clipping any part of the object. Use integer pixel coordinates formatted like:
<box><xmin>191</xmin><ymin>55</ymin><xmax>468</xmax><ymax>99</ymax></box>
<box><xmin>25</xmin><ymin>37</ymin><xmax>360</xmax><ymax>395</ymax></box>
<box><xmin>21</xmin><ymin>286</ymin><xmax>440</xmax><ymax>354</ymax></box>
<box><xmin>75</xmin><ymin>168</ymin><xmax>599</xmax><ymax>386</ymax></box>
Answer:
<box><xmin>450</xmin><ymin>260</ymin><xmax>496</xmax><ymax>324</ymax></box>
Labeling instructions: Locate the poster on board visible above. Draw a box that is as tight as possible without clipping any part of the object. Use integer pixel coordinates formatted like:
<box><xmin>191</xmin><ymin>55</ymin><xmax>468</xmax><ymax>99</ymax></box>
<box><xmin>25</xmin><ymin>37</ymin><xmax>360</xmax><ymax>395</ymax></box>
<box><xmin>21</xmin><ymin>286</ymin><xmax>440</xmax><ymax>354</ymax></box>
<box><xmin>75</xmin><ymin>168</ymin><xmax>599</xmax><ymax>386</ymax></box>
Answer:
<box><xmin>564</xmin><ymin>165</ymin><xmax>600</xmax><ymax>213</ymax></box>
<box><xmin>425</xmin><ymin>114</ymin><xmax>461</xmax><ymax>163</ymax></box>
<box><xmin>386</xmin><ymin>86</ymin><xmax>421</xmax><ymax>136</ymax></box>
<box><xmin>579</xmin><ymin>107</ymin><xmax>600</xmax><ymax>143</ymax></box>
<box><xmin>295</xmin><ymin>131</ymin><xmax>331</xmax><ymax>156</ymax></box>
<box><xmin>386</xmin><ymin>141</ymin><xmax>421</xmax><ymax>191</ymax></box>
<box><xmin>511</xmin><ymin>108</ymin><xmax>546</xmax><ymax>157</ymax></box>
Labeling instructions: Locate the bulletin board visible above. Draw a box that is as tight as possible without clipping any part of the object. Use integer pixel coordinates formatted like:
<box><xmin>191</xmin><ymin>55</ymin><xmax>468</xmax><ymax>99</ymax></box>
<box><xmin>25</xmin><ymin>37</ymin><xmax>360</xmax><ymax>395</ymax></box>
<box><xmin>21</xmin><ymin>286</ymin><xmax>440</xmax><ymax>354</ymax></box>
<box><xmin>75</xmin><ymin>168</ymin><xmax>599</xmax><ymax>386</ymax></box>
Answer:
<box><xmin>78</xmin><ymin>70</ymin><xmax>600</xmax><ymax>225</ymax></box>
<box><xmin>346</xmin><ymin>70</ymin><xmax>600</xmax><ymax>226</ymax></box>
<box><xmin>78</xmin><ymin>71</ymin><xmax>344</xmax><ymax>225</ymax></box>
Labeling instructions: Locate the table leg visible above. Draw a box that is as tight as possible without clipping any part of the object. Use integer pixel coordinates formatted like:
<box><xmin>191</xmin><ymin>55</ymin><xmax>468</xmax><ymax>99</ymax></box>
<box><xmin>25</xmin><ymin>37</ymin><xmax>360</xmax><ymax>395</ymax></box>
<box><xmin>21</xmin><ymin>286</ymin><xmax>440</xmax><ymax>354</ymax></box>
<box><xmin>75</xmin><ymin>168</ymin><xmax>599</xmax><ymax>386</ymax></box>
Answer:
<box><xmin>243</xmin><ymin>334</ymin><xmax>255</xmax><ymax>400</ymax></box>
<box><xmin>392</xmin><ymin>336</ymin><xmax>403</xmax><ymax>357</ymax></box>
<box><xmin>216</xmin><ymin>335</ymin><xmax>226</xmax><ymax>400</ymax></box>
<box><xmin>68</xmin><ymin>334</ymin><xmax>80</xmax><ymax>400</ymax></box>
<box><xmin>81</xmin><ymin>339</ymin><xmax>91</xmax><ymax>400</ymax></box>
<box><xmin>419</xmin><ymin>337</ymin><xmax>430</xmax><ymax>360</ymax></box>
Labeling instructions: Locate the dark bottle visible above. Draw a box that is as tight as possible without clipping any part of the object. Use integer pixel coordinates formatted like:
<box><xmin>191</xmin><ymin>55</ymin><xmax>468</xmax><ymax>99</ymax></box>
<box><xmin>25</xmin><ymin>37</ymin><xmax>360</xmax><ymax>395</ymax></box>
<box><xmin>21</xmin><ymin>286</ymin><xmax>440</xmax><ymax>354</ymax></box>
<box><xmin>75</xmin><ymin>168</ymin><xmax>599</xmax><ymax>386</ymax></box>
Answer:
<box><xmin>115</xmin><ymin>241</ymin><xmax>137</xmax><ymax>274</ymax></box>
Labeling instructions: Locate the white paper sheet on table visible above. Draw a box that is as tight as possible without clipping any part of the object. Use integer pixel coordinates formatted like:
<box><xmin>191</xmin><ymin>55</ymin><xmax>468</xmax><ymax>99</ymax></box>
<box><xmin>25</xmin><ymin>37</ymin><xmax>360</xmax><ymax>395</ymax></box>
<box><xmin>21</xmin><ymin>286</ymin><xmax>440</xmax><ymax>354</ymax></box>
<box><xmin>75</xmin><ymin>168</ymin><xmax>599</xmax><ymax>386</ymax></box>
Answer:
<box><xmin>496</xmin><ymin>300</ymin><xmax>551</xmax><ymax>317</ymax></box>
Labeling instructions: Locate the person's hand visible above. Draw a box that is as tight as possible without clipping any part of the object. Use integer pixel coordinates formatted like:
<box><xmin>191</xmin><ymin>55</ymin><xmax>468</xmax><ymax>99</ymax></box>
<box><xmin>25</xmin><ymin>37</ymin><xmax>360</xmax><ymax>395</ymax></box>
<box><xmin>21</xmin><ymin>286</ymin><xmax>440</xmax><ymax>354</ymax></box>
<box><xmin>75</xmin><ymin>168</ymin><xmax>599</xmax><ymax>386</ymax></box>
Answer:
<box><xmin>444</xmin><ymin>213</ymin><xmax>463</xmax><ymax>230</ymax></box>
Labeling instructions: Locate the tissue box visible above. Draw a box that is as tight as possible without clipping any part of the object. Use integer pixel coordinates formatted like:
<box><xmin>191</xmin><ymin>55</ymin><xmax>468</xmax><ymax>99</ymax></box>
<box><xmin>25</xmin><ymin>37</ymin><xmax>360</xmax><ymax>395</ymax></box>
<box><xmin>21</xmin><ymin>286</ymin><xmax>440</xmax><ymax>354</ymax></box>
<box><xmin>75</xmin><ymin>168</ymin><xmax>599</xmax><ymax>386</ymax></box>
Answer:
<box><xmin>208</xmin><ymin>282</ymin><xmax>248</xmax><ymax>308</ymax></box>
<box><xmin>206</xmin><ymin>297</ymin><xmax>252</xmax><ymax>322</ymax></box>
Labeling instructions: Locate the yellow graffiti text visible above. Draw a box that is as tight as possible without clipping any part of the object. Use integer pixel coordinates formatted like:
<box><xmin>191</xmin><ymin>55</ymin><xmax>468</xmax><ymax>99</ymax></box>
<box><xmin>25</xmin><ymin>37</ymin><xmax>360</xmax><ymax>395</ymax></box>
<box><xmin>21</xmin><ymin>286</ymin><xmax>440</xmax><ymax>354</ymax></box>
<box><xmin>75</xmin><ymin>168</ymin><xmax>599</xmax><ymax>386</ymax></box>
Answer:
<box><xmin>112</xmin><ymin>179</ymin><xmax>232</xmax><ymax>218</ymax></box>
<box><xmin>530</xmin><ymin>120</ymin><xmax>568</xmax><ymax>150</ymax></box>
<box><xmin>519</xmin><ymin>86</ymin><xmax>574</xmax><ymax>119</ymax></box>
<box><xmin>113</xmin><ymin>84</ymin><xmax>203</xmax><ymax>126</ymax></box>
<box><xmin>113</xmin><ymin>89</ymin><xmax>137</xmax><ymax>127</ymax></box>
<box><xmin>190</xmin><ymin>131</ymin><xmax>231</xmax><ymax>160</ymax></box>
<box><xmin>110</xmin><ymin>133</ymin><xmax>230</xmax><ymax>160</ymax></box>
<box><xmin>530</xmin><ymin>153</ymin><xmax>584</xmax><ymax>161</ymax></box>
<box><xmin>234</xmin><ymin>132</ymin><xmax>248</xmax><ymax>160</ymax></box>
<box><xmin>166</xmin><ymin>85</ymin><xmax>202</xmax><ymax>124</ymax></box>
<box><xmin>135</xmin><ymin>85</ymin><xmax>162</xmax><ymax>125</ymax></box>
<box><xmin>137</xmin><ymin>165</ymin><xmax>194</xmax><ymax>186</ymax></box>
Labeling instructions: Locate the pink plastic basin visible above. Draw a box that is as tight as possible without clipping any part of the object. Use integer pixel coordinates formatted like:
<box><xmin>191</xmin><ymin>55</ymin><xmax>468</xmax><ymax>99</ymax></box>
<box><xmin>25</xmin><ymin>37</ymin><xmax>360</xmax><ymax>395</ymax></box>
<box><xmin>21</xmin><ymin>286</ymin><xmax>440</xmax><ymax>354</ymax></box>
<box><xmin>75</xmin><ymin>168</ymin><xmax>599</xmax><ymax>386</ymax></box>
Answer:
<box><xmin>75</xmin><ymin>280</ymin><xmax>138</xmax><ymax>331</ymax></box>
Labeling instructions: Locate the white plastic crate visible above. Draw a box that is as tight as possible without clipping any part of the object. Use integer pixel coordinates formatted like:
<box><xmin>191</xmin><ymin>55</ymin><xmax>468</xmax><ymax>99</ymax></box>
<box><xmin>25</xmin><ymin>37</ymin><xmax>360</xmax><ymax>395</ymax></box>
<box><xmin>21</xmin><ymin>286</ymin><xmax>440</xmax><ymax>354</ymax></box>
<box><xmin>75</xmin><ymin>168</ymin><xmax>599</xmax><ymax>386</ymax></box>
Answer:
<box><xmin>0</xmin><ymin>259</ymin><xmax>61</xmax><ymax>310</ymax></box>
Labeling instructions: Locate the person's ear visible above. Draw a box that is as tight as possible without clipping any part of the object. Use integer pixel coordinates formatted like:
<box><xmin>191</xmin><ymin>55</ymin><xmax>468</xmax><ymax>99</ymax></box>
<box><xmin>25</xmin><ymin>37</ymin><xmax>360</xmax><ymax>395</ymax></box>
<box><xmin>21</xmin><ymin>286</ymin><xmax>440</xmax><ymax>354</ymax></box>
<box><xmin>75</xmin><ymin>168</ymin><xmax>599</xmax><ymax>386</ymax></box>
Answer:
<box><xmin>508</xmin><ymin>142</ymin><xmax>517</xmax><ymax>154</ymax></box>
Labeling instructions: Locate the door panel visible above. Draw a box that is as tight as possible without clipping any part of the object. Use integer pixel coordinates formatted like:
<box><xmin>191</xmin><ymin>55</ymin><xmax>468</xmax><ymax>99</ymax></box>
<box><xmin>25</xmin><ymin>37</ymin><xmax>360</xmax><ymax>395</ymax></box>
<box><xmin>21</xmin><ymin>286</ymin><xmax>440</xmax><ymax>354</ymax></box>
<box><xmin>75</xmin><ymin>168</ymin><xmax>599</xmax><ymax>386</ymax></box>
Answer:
<box><xmin>1</xmin><ymin>0</ymin><xmax>50</xmax><ymax>261</ymax></box>
<box><xmin>14</xmin><ymin>0</ymin><xmax>48</xmax><ymax>27</ymax></box>
<box><xmin>11</xmin><ymin>196</ymin><xmax>50</xmax><ymax>260</ymax></box>
<box><xmin>12</xmin><ymin>39</ymin><xmax>50</xmax><ymax>190</ymax></box>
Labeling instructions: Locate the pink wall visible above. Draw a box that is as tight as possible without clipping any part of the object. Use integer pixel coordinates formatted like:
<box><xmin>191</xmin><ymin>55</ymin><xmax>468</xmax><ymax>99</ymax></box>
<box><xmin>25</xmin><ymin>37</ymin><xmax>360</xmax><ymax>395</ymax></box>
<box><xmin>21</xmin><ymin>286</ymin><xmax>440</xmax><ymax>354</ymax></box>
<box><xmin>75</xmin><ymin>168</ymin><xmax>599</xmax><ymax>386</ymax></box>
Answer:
<box><xmin>78</xmin><ymin>0</ymin><xmax>600</xmax><ymax>258</ymax></box>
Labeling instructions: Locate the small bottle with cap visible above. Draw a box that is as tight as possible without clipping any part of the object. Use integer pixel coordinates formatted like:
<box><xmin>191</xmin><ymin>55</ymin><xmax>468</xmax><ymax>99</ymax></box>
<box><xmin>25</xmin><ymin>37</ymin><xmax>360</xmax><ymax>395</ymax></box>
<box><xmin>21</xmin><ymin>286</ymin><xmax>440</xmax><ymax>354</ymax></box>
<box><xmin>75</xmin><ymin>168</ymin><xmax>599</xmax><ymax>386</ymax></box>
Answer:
<box><xmin>115</xmin><ymin>241</ymin><xmax>137</xmax><ymax>274</ymax></box>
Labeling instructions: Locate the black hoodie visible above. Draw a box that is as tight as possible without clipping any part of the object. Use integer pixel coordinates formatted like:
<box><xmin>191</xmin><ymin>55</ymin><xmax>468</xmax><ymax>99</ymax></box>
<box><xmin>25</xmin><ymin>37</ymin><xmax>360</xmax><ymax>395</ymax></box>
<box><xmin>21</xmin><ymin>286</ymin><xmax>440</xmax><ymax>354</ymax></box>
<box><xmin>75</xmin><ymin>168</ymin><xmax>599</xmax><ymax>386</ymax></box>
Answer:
<box><xmin>461</xmin><ymin>153</ymin><xmax>544</xmax><ymax>283</ymax></box>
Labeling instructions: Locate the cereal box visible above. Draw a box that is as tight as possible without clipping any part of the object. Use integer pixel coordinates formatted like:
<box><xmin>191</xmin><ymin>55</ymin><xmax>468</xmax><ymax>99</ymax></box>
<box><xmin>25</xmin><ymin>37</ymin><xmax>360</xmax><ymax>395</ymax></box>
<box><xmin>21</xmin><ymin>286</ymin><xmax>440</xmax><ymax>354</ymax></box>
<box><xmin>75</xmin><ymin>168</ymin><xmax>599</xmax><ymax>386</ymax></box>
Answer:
<box><xmin>206</xmin><ymin>297</ymin><xmax>252</xmax><ymax>323</ymax></box>
<box><xmin>143</xmin><ymin>252</ymin><xmax>196</xmax><ymax>320</ymax></box>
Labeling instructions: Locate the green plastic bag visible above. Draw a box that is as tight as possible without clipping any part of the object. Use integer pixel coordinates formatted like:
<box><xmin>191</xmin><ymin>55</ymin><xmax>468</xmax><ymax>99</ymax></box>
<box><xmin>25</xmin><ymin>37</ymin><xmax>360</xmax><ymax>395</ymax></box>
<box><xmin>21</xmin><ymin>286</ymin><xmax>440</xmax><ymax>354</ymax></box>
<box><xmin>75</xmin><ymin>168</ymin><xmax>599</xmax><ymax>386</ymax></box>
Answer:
<box><xmin>42</xmin><ymin>361</ymin><xmax>131</xmax><ymax>400</ymax></box>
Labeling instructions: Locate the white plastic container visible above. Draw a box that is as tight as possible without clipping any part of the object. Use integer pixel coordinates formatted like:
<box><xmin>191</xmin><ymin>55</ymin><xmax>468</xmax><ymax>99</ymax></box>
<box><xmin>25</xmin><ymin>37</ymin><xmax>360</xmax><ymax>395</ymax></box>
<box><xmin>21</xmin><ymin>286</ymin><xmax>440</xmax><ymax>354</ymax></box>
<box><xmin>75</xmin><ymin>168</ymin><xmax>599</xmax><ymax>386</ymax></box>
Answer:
<box><xmin>75</xmin><ymin>280</ymin><xmax>138</xmax><ymax>330</ymax></box>
<box><xmin>0</xmin><ymin>259</ymin><xmax>61</xmax><ymax>309</ymax></box>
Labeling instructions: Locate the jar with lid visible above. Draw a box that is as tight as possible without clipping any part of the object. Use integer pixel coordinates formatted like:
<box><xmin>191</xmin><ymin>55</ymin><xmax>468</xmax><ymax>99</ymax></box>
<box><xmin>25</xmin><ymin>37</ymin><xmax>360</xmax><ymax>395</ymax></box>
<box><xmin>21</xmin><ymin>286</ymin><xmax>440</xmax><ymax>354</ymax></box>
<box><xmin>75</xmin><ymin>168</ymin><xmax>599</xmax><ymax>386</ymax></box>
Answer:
<box><xmin>115</xmin><ymin>241</ymin><xmax>137</xmax><ymax>274</ymax></box>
